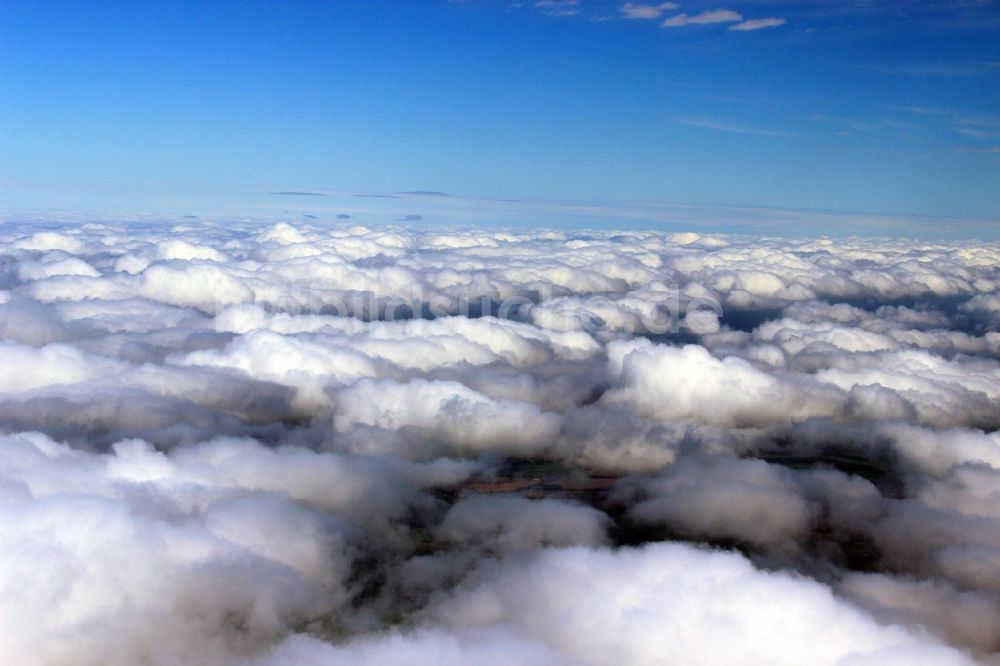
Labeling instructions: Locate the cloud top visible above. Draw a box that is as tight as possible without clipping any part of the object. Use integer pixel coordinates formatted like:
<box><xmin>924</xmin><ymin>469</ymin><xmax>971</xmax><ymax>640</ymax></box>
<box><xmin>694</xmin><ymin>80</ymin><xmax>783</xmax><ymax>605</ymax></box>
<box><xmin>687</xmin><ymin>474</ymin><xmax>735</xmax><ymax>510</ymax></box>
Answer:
<box><xmin>2</xmin><ymin>220</ymin><xmax>999</xmax><ymax>664</ymax></box>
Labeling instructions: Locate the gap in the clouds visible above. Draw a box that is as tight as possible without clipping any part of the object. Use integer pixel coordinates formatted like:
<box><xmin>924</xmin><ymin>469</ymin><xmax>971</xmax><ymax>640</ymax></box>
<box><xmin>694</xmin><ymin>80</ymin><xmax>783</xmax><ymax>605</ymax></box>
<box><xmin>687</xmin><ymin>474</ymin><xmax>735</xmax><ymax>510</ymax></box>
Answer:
<box><xmin>721</xmin><ymin>295</ymin><xmax>981</xmax><ymax>336</ymax></box>
<box><xmin>718</xmin><ymin>306</ymin><xmax>788</xmax><ymax>333</ymax></box>
<box><xmin>333</xmin><ymin>445</ymin><xmax>907</xmax><ymax>602</ymax></box>
<box><xmin>761</xmin><ymin>441</ymin><xmax>900</xmax><ymax>497</ymax></box>
<box><xmin>831</xmin><ymin>294</ymin><xmax>971</xmax><ymax>318</ymax></box>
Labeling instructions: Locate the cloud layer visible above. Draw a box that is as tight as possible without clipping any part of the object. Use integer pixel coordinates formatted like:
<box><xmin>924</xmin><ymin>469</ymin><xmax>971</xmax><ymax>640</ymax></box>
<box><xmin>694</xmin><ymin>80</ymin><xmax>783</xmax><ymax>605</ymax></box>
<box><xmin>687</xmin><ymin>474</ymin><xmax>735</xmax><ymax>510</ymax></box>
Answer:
<box><xmin>2</xmin><ymin>220</ymin><xmax>1000</xmax><ymax>664</ymax></box>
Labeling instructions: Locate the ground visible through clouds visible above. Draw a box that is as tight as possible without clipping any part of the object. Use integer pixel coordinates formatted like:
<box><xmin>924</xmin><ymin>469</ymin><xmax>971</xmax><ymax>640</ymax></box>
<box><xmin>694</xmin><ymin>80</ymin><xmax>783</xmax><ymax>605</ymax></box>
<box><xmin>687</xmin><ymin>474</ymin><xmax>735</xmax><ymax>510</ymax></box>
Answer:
<box><xmin>3</xmin><ymin>220</ymin><xmax>1000</xmax><ymax>665</ymax></box>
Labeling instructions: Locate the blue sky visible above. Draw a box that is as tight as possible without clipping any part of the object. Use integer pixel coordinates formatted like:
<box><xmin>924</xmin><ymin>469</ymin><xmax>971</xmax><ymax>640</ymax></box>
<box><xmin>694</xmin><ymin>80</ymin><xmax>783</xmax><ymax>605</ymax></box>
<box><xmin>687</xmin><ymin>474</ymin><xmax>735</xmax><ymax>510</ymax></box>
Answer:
<box><xmin>2</xmin><ymin>0</ymin><xmax>999</xmax><ymax>226</ymax></box>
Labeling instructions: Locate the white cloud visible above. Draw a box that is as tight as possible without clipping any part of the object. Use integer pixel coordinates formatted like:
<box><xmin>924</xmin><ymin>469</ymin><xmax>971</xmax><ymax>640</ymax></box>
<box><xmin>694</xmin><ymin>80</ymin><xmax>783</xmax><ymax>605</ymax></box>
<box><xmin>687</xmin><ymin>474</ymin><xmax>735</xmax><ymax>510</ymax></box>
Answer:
<box><xmin>603</xmin><ymin>339</ymin><xmax>843</xmax><ymax>427</ymax></box>
<box><xmin>618</xmin><ymin>2</ymin><xmax>679</xmax><ymax>20</ymax></box>
<box><xmin>662</xmin><ymin>9</ymin><xmax>742</xmax><ymax>27</ymax></box>
<box><xmin>628</xmin><ymin>456</ymin><xmax>818</xmax><ymax>549</ymax></box>
<box><xmin>676</xmin><ymin>114</ymin><xmax>794</xmax><ymax>136</ymax></box>
<box><xmin>534</xmin><ymin>0</ymin><xmax>578</xmax><ymax>17</ymax></box>
<box><xmin>3</xmin><ymin>220</ymin><xmax>1000</xmax><ymax>663</ymax></box>
<box><xmin>730</xmin><ymin>17</ymin><xmax>787</xmax><ymax>31</ymax></box>
<box><xmin>333</xmin><ymin>378</ymin><xmax>563</xmax><ymax>457</ymax></box>
<box><xmin>425</xmin><ymin>543</ymin><xmax>973</xmax><ymax>666</ymax></box>
<box><xmin>0</xmin><ymin>431</ymin><xmax>475</xmax><ymax>666</ymax></box>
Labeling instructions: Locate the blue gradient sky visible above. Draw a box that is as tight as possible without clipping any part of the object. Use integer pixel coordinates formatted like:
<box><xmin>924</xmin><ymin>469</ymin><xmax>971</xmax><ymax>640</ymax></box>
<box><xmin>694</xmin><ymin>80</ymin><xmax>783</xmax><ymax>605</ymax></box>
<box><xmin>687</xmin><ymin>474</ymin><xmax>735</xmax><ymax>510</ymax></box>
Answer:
<box><xmin>2</xmin><ymin>1</ymin><xmax>999</xmax><ymax>224</ymax></box>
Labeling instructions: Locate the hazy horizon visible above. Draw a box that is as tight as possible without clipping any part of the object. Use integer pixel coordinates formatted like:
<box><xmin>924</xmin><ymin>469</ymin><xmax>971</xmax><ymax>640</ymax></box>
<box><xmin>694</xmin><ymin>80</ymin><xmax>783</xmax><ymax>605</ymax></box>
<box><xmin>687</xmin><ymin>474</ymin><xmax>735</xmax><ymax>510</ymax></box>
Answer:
<box><xmin>3</xmin><ymin>1</ymin><xmax>1000</xmax><ymax>225</ymax></box>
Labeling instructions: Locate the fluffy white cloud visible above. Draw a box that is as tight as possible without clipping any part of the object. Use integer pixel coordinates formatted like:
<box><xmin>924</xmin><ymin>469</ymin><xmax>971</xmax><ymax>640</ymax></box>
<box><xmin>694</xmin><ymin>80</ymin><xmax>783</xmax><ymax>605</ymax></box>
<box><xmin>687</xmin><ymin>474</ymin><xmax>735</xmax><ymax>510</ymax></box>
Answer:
<box><xmin>426</xmin><ymin>543</ymin><xmax>972</xmax><ymax>666</ymax></box>
<box><xmin>244</xmin><ymin>543</ymin><xmax>974</xmax><ymax>666</ymax></box>
<box><xmin>333</xmin><ymin>378</ymin><xmax>563</xmax><ymax>456</ymax></box>
<box><xmin>3</xmin><ymin>220</ymin><xmax>1000</xmax><ymax>663</ymax></box>
<box><xmin>0</xmin><ymin>432</ymin><xmax>473</xmax><ymax>666</ymax></box>
<box><xmin>627</xmin><ymin>456</ymin><xmax>818</xmax><ymax>549</ymax></box>
<box><xmin>603</xmin><ymin>339</ymin><xmax>843</xmax><ymax>427</ymax></box>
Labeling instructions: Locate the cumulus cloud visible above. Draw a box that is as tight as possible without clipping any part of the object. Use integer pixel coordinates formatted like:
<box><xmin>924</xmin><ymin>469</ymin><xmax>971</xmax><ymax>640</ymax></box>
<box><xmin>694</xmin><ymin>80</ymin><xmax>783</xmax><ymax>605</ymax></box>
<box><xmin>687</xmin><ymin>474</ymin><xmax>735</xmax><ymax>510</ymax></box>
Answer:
<box><xmin>2</xmin><ymin>219</ymin><xmax>1000</xmax><ymax>663</ymax></box>
<box><xmin>437</xmin><ymin>494</ymin><xmax>610</xmax><ymax>553</ymax></box>
<box><xmin>332</xmin><ymin>378</ymin><xmax>563</xmax><ymax>457</ymax></box>
<box><xmin>0</xmin><ymin>431</ymin><xmax>474</xmax><ymax>666</ymax></box>
<box><xmin>425</xmin><ymin>543</ymin><xmax>972</xmax><ymax>666</ymax></box>
<box><xmin>246</xmin><ymin>544</ymin><xmax>974</xmax><ymax>666</ymax></box>
<box><xmin>626</xmin><ymin>456</ymin><xmax>818</xmax><ymax>550</ymax></box>
<box><xmin>603</xmin><ymin>338</ymin><xmax>843</xmax><ymax>427</ymax></box>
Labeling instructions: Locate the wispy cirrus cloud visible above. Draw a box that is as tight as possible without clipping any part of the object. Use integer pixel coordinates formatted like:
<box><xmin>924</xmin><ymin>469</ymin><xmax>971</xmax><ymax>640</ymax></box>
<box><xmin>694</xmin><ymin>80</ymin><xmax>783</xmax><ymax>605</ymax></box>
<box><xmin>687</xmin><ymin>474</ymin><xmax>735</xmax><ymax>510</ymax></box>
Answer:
<box><xmin>534</xmin><ymin>0</ymin><xmax>578</xmax><ymax>17</ymax></box>
<box><xmin>729</xmin><ymin>17</ymin><xmax>787</xmax><ymax>31</ymax></box>
<box><xmin>662</xmin><ymin>9</ymin><xmax>742</xmax><ymax>27</ymax></box>
<box><xmin>660</xmin><ymin>8</ymin><xmax>786</xmax><ymax>31</ymax></box>
<box><xmin>900</xmin><ymin>106</ymin><xmax>954</xmax><ymax>117</ymax></box>
<box><xmin>958</xmin><ymin>114</ymin><xmax>1000</xmax><ymax>129</ymax></box>
<box><xmin>866</xmin><ymin>62</ymin><xmax>992</xmax><ymax>78</ymax></box>
<box><xmin>957</xmin><ymin>145</ymin><xmax>1000</xmax><ymax>154</ymax></box>
<box><xmin>554</xmin><ymin>2</ymin><xmax>787</xmax><ymax>32</ymax></box>
<box><xmin>896</xmin><ymin>107</ymin><xmax>1000</xmax><ymax>140</ymax></box>
<box><xmin>675</xmin><ymin>115</ymin><xmax>794</xmax><ymax>137</ymax></box>
<box><xmin>618</xmin><ymin>2</ymin><xmax>679</xmax><ymax>20</ymax></box>
<box><xmin>931</xmin><ymin>112</ymin><xmax>1000</xmax><ymax>140</ymax></box>
<box><xmin>954</xmin><ymin>126</ymin><xmax>1000</xmax><ymax>139</ymax></box>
